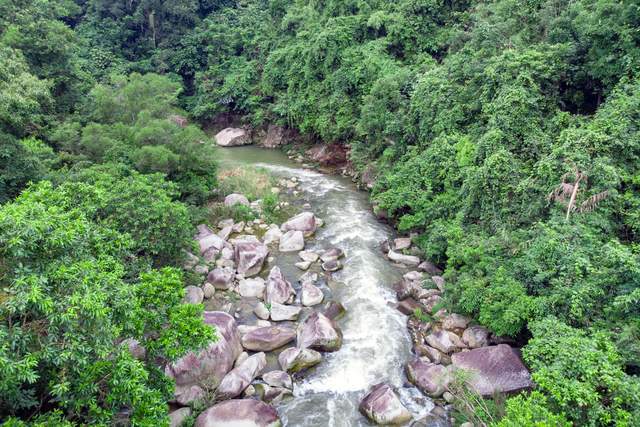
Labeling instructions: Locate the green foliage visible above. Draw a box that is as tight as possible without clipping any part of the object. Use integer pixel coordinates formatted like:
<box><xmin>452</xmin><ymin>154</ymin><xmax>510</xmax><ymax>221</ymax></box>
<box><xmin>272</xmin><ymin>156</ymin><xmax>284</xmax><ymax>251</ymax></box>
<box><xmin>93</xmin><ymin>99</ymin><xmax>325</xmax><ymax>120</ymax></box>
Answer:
<box><xmin>524</xmin><ymin>318</ymin><xmax>640</xmax><ymax>426</ymax></box>
<box><xmin>494</xmin><ymin>391</ymin><xmax>571</xmax><ymax>427</ymax></box>
<box><xmin>0</xmin><ymin>180</ymin><xmax>214</xmax><ymax>424</ymax></box>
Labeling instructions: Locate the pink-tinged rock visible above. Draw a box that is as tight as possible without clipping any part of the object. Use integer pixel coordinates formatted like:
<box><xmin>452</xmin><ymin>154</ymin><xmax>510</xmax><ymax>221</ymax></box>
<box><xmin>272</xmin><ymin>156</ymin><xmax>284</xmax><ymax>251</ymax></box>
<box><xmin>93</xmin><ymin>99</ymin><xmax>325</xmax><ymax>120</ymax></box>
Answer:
<box><xmin>241</xmin><ymin>326</ymin><xmax>296</xmax><ymax>351</ymax></box>
<box><xmin>224</xmin><ymin>193</ymin><xmax>250</xmax><ymax>207</ymax></box>
<box><xmin>393</xmin><ymin>237</ymin><xmax>412</xmax><ymax>250</ymax></box>
<box><xmin>169</xmin><ymin>407</ymin><xmax>192</xmax><ymax>427</ymax></box>
<box><xmin>121</xmin><ymin>338</ymin><xmax>146</xmax><ymax>360</ymax></box>
<box><xmin>235</xmin><ymin>240</ymin><xmax>269</xmax><ymax>277</ymax></box>
<box><xmin>207</xmin><ymin>267</ymin><xmax>235</xmax><ymax>290</ymax></box>
<box><xmin>278</xmin><ymin>347</ymin><xmax>322</xmax><ymax>373</ymax></box>
<box><xmin>174</xmin><ymin>384</ymin><xmax>205</xmax><ymax>406</ymax></box>
<box><xmin>321</xmin><ymin>301</ymin><xmax>346</xmax><ymax>320</ymax></box>
<box><xmin>196</xmin><ymin>224</ymin><xmax>214</xmax><ymax>238</ymax></box>
<box><xmin>198</xmin><ymin>232</ymin><xmax>226</xmax><ymax>255</ymax></box>
<box><xmin>261</xmin><ymin>124</ymin><xmax>285</xmax><ymax>148</ymax></box>
<box><xmin>262</xmin><ymin>370</ymin><xmax>293</xmax><ymax>389</ymax></box>
<box><xmin>279</xmin><ymin>230</ymin><xmax>304</xmax><ymax>252</ymax></box>
<box><xmin>265</xmin><ymin>266</ymin><xmax>296</xmax><ymax>305</ymax></box>
<box><xmin>406</xmin><ymin>357</ymin><xmax>452</xmax><ymax>398</ymax></box>
<box><xmin>215</xmin><ymin>127</ymin><xmax>250</xmax><ymax>147</ymax></box>
<box><xmin>388</xmin><ymin>250</ymin><xmax>420</xmax><ymax>267</ymax></box>
<box><xmin>359</xmin><ymin>383</ymin><xmax>413</xmax><ymax>425</ymax></box>
<box><xmin>269</xmin><ymin>302</ymin><xmax>302</xmax><ymax>321</ymax></box>
<box><xmin>301</xmin><ymin>283</ymin><xmax>324</xmax><ymax>307</ymax></box>
<box><xmin>320</xmin><ymin>247</ymin><xmax>344</xmax><ymax>262</ymax></box>
<box><xmin>238</xmin><ymin>277</ymin><xmax>266</xmax><ymax>298</ymax></box>
<box><xmin>297</xmin><ymin>312</ymin><xmax>342</xmax><ymax>352</ymax></box>
<box><xmin>166</xmin><ymin>312</ymin><xmax>241</xmax><ymax>398</ymax></box>
<box><xmin>263</xmin><ymin>225</ymin><xmax>283</xmax><ymax>245</ymax></box>
<box><xmin>397</xmin><ymin>297</ymin><xmax>423</xmax><ymax>316</ymax></box>
<box><xmin>462</xmin><ymin>325</ymin><xmax>490</xmax><ymax>348</ymax></box>
<box><xmin>418</xmin><ymin>261</ymin><xmax>443</xmax><ymax>275</ymax></box>
<box><xmin>451</xmin><ymin>344</ymin><xmax>533</xmax><ymax>396</ymax></box>
<box><xmin>425</xmin><ymin>330</ymin><xmax>461</xmax><ymax>354</ymax></box>
<box><xmin>195</xmin><ymin>399</ymin><xmax>281</xmax><ymax>427</ymax></box>
<box><xmin>431</xmin><ymin>276</ymin><xmax>445</xmax><ymax>292</ymax></box>
<box><xmin>442</xmin><ymin>314</ymin><xmax>471</xmax><ymax>331</ymax></box>
<box><xmin>217</xmin><ymin>225</ymin><xmax>233</xmax><ymax>241</ymax></box>
<box><xmin>305</xmin><ymin>143</ymin><xmax>347</xmax><ymax>166</ymax></box>
<box><xmin>217</xmin><ymin>352</ymin><xmax>267</xmax><ymax>399</ymax></box>
<box><xmin>280</xmin><ymin>212</ymin><xmax>317</xmax><ymax>236</ymax></box>
<box><xmin>403</xmin><ymin>271</ymin><xmax>424</xmax><ymax>282</ymax></box>
<box><xmin>184</xmin><ymin>285</ymin><xmax>204</xmax><ymax>304</ymax></box>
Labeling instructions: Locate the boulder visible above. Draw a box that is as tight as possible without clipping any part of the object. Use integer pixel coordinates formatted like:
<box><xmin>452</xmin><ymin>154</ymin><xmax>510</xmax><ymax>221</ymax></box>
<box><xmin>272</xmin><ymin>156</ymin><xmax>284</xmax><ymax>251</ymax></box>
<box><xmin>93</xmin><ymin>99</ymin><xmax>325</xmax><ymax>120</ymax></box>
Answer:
<box><xmin>279</xmin><ymin>230</ymin><xmax>305</xmax><ymax>252</ymax></box>
<box><xmin>278</xmin><ymin>347</ymin><xmax>322</xmax><ymax>373</ymax></box>
<box><xmin>174</xmin><ymin>384</ymin><xmax>205</xmax><ymax>406</ymax></box>
<box><xmin>184</xmin><ymin>286</ymin><xmax>204</xmax><ymax>304</ymax></box>
<box><xmin>261</xmin><ymin>124</ymin><xmax>285</xmax><ymax>148</ymax></box>
<box><xmin>425</xmin><ymin>330</ymin><xmax>464</xmax><ymax>354</ymax></box>
<box><xmin>198</xmin><ymin>233</ymin><xmax>226</xmax><ymax>256</ymax></box>
<box><xmin>238</xmin><ymin>277</ymin><xmax>266</xmax><ymax>298</ymax></box>
<box><xmin>217</xmin><ymin>352</ymin><xmax>267</xmax><ymax>399</ymax></box>
<box><xmin>295</xmin><ymin>261</ymin><xmax>312</xmax><ymax>270</ymax></box>
<box><xmin>431</xmin><ymin>276</ymin><xmax>445</xmax><ymax>292</ymax></box>
<box><xmin>207</xmin><ymin>267</ymin><xmax>235</xmax><ymax>290</ymax></box>
<box><xmin>270</xmin><ymin>302</ymin><xmax>302</xmax><ymax>322</ymax></box>
<box><xmin>462</xmin><ymin>326</ymin><xmax>490</xmax><ymax>349</ymax></box>
<box><xmin>442</xmin><ymin>313</ymin><xmax>471</xmax><ymax>331</ymax></box>
<box><xmin>403</xmin><ymin>271</ymin><xmax>424</xmax><ymax>282</ymax></box>
<box><xmin>215</xmin><ymin>127</ymin><xmax>250</xmax><ymax>147</ymax></box>
<box><xmin>262</xmin><ymin>370</ymin><xmax>293</xmax><ymax>389</ymax></box>
<box><xmin>263</xmin><ymin>225</ymin><xmax>283</xmax><ymax>245</ymax></box>
<box><xmin>297</xmin><ymin>312</ymin><xmax>342</xmax><ymax>352</ymax></box>
<box><xmin>406</xmin><ymin>358</ymin><xmax>451</xmax><ymax>398</ymax></box>
<box><xmin>281</xmin><ymin>212</ymin><xmax>317</xmax><ymax>236</ymax></box>
<box><xmin>322</xmin><ymin>301</ymin><xmax>346</xmax><ymax>320</ymax></box>
<box><xmin>393</xmin><ymin>237</ymin><xmax>412</xmax><ymax>250</ymax></box>
<box><xmin>121</xmin><ymin>338</ymin><xmax>146</xmax><ymax>360</ymax></box>
<box><xmin>169</xmin><ymin>407</ymin><xmax>192</xmax><ymax>427</ymax></box>
<box><xmin>301</xmin><ymin>283</ymin><xmax>324</xmax><ymax>307</ymax></box>
<box><xmin>451</xmin><ymin>344</ymin><xmax>533</xmax><ymax>396</ymax></box>
<box><xmin>418</xmin><ymin>261</ymin><xmax>443</xmax><ymax>276</ymax></box>
<box><xmin>235</xmin><ymin>240</ymin><xmax>269</xmax><ymax>277</ymax></box>
<box><xmin>320</xmin><ymin>247</ymin><xmax>344</xmax><ymax>262</ymax></box>
<box><xmin>166</xmin><ymin>312</ymin><xmax>241</xmax><ymax>399</ymax></box>
<box><xmin>388</xmin><ymin>250</ymin><xmax>420</xmax><ymax>267</ymax></box>
<box><xmin>254</xmin><ymin>302</ymin><xmax>270</xmax><ymax>320</ymax></box>
<box><xmin>241</xmin><ymin>326</ymin><xmax>296</xmax><ymax>351</ymax></box>
<box><xmin>305</xmin><ymin>143</ymin><xmax>347</xmax><ymax>166</ymax></box>
<box><xmin>265</xmin><ymin>266</ymin><xmax>296</xmax><ymax>305</ymax></box>
<box><xmin>397</xmin><ymin>298</ymin><xmax>422</xmax><ymax>316</ymax></box>
<box><xmin>217</xmin><ymin>225</ymin><xmax>233</xmax><ymax>241</ymax></box>
<box><xmin>224</xmin><ymin>193</ymin><xmax>250</xmax><ymax>207</ymax></box>
<box><xmin>202</xmin><ymin>282</ymin><xmax>216</xmax><ymax>299</ymax></box>
<box><xmin>195</xmin><ymin>399</ymin><xmax>281</xmax><ymax>427</ymax></box>
<box><xmin>359</xmin><ymin>383</ymin><xmax>413</xmax><ymax>425</ymax></box>
<box><xmin>321</xmin><ymin>259</ymin><xmax>342</xmax><ymax>272</ymax></box>
<box><xmin>299</xmin><ymin>250</ymin><xmax>320</xmax><ymax>262</ymax></box>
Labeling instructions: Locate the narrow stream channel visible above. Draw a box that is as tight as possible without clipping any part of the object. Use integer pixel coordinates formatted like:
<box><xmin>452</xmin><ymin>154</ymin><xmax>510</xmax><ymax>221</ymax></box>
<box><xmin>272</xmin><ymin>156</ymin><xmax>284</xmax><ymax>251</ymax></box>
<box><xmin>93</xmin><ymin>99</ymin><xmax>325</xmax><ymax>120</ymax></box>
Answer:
<box><xmin>217</xmin><ymin>147</ymin><xmax>433</xmax><ymax>426</ymax></box>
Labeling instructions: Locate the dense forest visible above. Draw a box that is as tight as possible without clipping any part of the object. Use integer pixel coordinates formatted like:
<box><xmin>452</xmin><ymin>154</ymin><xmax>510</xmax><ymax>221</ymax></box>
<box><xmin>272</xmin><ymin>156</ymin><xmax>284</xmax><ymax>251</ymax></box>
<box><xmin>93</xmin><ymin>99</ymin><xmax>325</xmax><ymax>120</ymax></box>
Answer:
<box><xmin>1</xmin><ymin>0</ymin><xmax>639</xmax><ymax>425</ymax></box>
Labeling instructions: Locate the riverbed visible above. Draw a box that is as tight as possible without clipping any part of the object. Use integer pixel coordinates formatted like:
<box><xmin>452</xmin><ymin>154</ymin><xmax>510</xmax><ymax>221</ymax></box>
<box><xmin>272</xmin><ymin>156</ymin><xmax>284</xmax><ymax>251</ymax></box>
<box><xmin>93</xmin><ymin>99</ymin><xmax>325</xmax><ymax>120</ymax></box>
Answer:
<box><xmin>217</xmin><ymin>146</ymin><xmax>433</xmax><ymax>426</ymax></box>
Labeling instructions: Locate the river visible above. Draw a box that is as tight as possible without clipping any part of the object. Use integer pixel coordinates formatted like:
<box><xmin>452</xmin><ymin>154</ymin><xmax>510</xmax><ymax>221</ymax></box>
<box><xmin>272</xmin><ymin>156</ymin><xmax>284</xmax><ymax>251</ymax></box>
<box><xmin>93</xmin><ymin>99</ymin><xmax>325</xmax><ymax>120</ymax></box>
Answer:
<box><xmin>217</xmin><ymin>146</ymin><xmax>433</xmax><ymax>426</ymax></box>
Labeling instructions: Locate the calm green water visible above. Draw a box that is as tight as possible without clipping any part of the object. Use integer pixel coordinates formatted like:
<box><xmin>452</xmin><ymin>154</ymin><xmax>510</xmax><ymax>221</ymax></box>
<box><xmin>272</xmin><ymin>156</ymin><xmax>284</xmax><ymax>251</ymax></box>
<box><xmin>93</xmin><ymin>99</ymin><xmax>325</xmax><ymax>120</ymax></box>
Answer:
<box><xmin>217</xmin><ymin>146</ymin><xmax>433</xmax><ymax>426</ymax></box>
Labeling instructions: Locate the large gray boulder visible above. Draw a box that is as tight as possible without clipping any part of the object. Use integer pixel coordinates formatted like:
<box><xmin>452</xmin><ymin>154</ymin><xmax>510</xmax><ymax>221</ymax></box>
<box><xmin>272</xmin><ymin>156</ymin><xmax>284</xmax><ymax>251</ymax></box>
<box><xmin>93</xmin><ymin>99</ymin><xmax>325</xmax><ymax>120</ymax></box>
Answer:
<box><xmin>278</xmin><ymin>347</ymin><xmax>322</xmax><ymax>373</ymax></box>
<box><xmin>406</xmin><ymin>357</ymin><xmax>451</xmax><ymax>398</ymax></box>
<box><xmin>215</xmin><ymin>128</ymin><xmax>250</xmax><ymax>147</ymax></box>
<box><xmin>198</xmin><ymin>233</ymin><xmax>226</xmax><ymax>257</ymax></box>
<box><xmin>425</xmin><ymin>330</ymin><xmax>464</xmax><ymax>354</ymax></box>
<box><xmin>224</xmin><ymin>193</ymin><xmax>250</xmax><ymax>207</ymax></box>
<box><xmin>265</xmin><ymin>266</ymin><xmax>296</xmax><ymax>305</ymax></box>
<box><xmin>235</xmin><ymin>240</ymin><xmax>269</xmax><ymax>277</ymax></box>
<box><xmin>297</xmin><ymin>312</ymin><xmax>342</xmax><ymax>352</ymax></box>
<box><xmin>207</xmin><ymin>267</ymin><xmax>235</xmax><ymax>290</ymax></box>
<box><xmin>195</xmin><ymin>399</ymin><xmax>281</xmax><ymax>427</ymax></box>
<box><xmin>166</xmin><ymin>312</ymin><xmax>242</xmax><ymax>402</ymax></box>
<box><xmin>359</xmin><ymin>383</ymin><xmax>413</xmax><ymax>425</ymax></box>
<box><xmin>451</xmin><ymin>344</ymin><xmax>532</xmax><ymax>396</ymax></box>
<box><xmin>462</xmin><ymin>325</ymin><xmax>490</xmax><ymax>349</ymax></box>
<box><xmin>279</xmin><ymin>230</ymin><xmax>304</xmax><ymax>252</ymax></box>
<box><xmin>388</xmin><ymin>250</ymin><xmax>420</xmax><ymax>266</ymax></box>
<box><xmin>169</xmin><ymin>407</ymin><xmax>192</xmax><ymax>427</ymax></box>
<box><xmin>241</xmin><ymin>326</ymin><xmax>296</xmax><ymax>351</ymax></box>
<box><xmin>281</xmin><ymin>211</ymin><xmax>317</xmax><ymax>236</ymax></box>
<box><xmin>262</xmin><ymin>225</ymin><xmax>283</xmax><ymax>245</ymax></box>
<box><xmin>262</xmin><ymin>370</ymin><xmax>293</xmax><ymax>389</ymax></box>
<box><xmin>217</xmin><ymin>352</ymin><xmax>267</xmax><ymax>399</ymax></box>
<box><xmin>184</xmin><ymin>286</ymin><xmax>204</xmax><ymax>304</ymax></box>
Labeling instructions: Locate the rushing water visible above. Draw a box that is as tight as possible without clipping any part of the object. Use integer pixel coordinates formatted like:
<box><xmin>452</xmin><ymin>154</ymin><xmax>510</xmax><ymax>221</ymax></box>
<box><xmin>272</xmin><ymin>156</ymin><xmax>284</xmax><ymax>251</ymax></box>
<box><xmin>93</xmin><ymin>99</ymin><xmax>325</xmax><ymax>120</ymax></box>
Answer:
<box><xmin>217</xmin><ymin>146</ymin><xmax>433</xmax><ymax>426</ymax></box>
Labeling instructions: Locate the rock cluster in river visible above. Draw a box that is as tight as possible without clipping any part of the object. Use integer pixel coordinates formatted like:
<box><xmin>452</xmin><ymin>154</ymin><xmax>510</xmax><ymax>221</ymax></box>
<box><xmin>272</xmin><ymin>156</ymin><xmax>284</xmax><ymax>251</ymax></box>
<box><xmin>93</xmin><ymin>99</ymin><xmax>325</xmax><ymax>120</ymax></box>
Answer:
<box><xmin>361</xmin><ymin>237</ymin><xmax>534</xmax><ymax>426</ymax></box>
<box><xmin>166</xmin><ymin>186</ymin><xmax>353</xmax><ymax>426</ymax></box>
